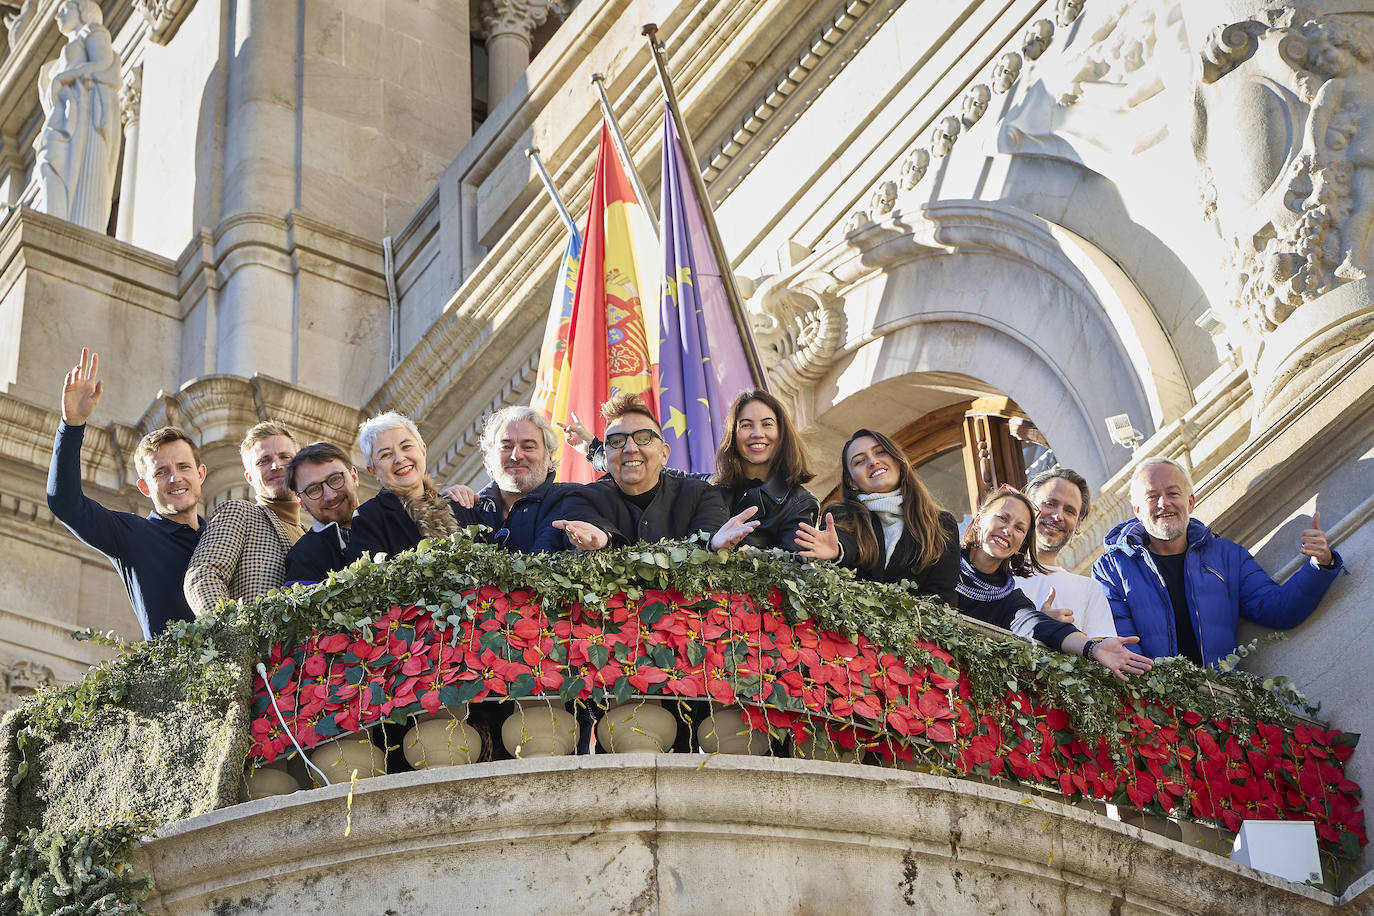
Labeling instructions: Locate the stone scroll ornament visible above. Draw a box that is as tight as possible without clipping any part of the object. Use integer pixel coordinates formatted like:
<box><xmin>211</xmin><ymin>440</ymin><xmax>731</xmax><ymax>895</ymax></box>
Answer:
<box><xmin>33</xmin><ymin>0</ymin><xmax>122</xmax><ymax>233</ymax></box>
<box><xmin>1195</xmin><ymin>8</ymin><xmax>1374</xmax><ymax>350</ymax></box>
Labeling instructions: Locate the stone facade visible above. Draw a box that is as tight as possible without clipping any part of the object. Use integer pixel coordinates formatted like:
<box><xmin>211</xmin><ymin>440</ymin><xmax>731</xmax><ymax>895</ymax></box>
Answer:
<box><xmin>0</xmin><ymin>0</ymin><xmax>1372</xmax><ymax>894</ymax></box>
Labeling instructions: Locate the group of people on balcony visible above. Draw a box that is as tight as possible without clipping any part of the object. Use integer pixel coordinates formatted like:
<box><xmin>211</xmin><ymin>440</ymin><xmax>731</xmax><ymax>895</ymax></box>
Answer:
<box><xmin>48</xmin><ymin>347</ymin><xmax>1344</xmax><ymax>682</ymax></box>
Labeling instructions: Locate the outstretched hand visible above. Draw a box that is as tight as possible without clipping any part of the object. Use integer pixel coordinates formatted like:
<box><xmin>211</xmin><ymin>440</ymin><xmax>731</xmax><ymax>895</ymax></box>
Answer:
<box><xmin>710</xmin><ymin>505</ymin><xmax>760</xmax><ymax>550</ymax></box>
<box><xmin>62</xmin><ymin>347</ymin><xmax>103</xmax><ymax>426</ymax></box>
<box><xmin>1093</xmin><ymin>636</ymin><xmax>1154</xmax><ymax>682</ymax></box>
<box><xmin>557</xmin><ymin>410</ymin><xmax>593</xmax><ymax>456</ymax></box>
<box><xmin>552</xmin><ymin>518</ymin><xmax>608</xmax><ymax>551</ymax></box>
<box><xmin>1040</xmin><ymin>587</ymin><xmax>1074</xmax><ymax>624</ymax></box>
<box><xmin>1299</xmin><ymin>511</ymin><xmax>1334</xmax><ymax>567</ymax></box>
<box><xmin>795</xmin><ymin>512</ymin><xmax>841</xmax><ymax>561</ymax></box>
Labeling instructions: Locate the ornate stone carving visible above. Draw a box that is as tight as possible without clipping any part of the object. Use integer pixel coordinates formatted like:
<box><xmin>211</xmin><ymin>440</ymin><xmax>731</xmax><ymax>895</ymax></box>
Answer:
<box><xmin>34</xmin><ymin>0</ymin><xmax>123</xmax><ymax>232</ymax></box>
<box><xmin>991</xmin><ymin>52</ymin><xmax>1023</xmax><ymax>93</ymax></box>
<box><xmin>899</xmin><ymin>148</ymin><xmax>929</xmax><ymax>189</ymax></box>
<box><xmin>135</xmin><ymin>0</ymin><xmax>194</xmax><ymax>46</ymax></box>
<box><xmin>1197</xmin><ymin>10</ymin><xmax>1374</xmax><ymax>339</ymax></box>
<box><xmin>119</xmin><ymin>67</ymin><xmax>141</xmax><ymax>127</ymax></box>
<box><xmin>2</xmin><ymin>0</ymin><xmax>36</xmax><ymax>49</ymax></box>
<box><xmin>3</xmin><ymin>659</ymin><xmax>56</xmax><ymax>711</ymax></box>
<box><xmin>1055</xmin><ymin>0</ymin><xmax>1085</xmax><ymax>30</ymax></box>
<box><xmin>1022</xmin><ymin>19</ymin><xmax>1054</xmax><ymax>61</ymax></box>
<box><xmin>961</xmin><ymin>84</ymin><xmax>991</xmax><ymax>128</ymax></box>
<box><xmin>930</xmin><ymin>115</ymin><xmax>960</xmax><ymax>157</ymax></box>
<box><xmin>868</xmin><ymin>180</ymin><xmax>896</xmax><ymax>216</ymax></box>
<box><xmin>843</xmin><ymin>210</ymin><xmax>871</xmax><ymax>234</ymax></box>
<box><xmin>479</xmin><ymin>0</ymin><xmax>551</xmax><ymax>42</ymax></box>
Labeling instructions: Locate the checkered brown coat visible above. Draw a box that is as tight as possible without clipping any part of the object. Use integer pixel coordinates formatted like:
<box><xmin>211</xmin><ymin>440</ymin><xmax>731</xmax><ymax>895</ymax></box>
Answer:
<box><xmin>184</xmin><ymin>499</ymin><xmax>298</xmax><ymax>615</ymax></box>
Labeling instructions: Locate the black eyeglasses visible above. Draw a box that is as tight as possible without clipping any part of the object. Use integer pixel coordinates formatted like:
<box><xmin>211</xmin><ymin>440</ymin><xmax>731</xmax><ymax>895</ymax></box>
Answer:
<box><xmin>298</xmin><ymin>471</ymin><xmax>348</xmax><ymax>500</ymax></box>
<box><xmin>604</xmin><ymin>428</ymin><xmax>662</xmax><ymax>450</ymax></box>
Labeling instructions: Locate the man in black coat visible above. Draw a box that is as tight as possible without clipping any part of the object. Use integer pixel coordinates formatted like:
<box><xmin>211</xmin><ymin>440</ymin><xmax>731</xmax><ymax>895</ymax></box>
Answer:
<box><xmin>284</xmin><ymin>442</ymin><xmax>360</xmax><ymax>584</ymax></box>
<box><xmin>476</xmin><ymin>407</ymin><xmax>577</xmax><ymax>553</ymax></box>
<box><xmin>554</xmin><ymin>393</ymin><xmax>758</xmax><ymax>550</ymax></box>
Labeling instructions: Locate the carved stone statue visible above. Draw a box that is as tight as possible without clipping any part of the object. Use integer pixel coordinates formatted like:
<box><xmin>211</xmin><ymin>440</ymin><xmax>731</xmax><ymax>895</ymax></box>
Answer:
<box><xmin>1023</xmin><ymin>19</ymin><xmax>1054</xmax><ymax>61</ymax></box>
<box><xmin>991</xmin><ymin>52</ymin><xmax>1023</xmax><ymax>93</ymax></box>
<box><xmin>961</xmin><ymin>84</ymin><xmax>992</xmax><ymax>127</ymax></box>
<box><xmin>869</xmin><ymin>180</ymin><xmax>897</xmax><ymax>216</ymax></box>
<box><xmin>33</xmin><ymin>0</ymin><xmax>122</xmax><ymax>232</ymax></box>
<box><xmin>1055</xmin><ymin>0</ymin><xmax>1085</xmax><ymax>30</ymax></box>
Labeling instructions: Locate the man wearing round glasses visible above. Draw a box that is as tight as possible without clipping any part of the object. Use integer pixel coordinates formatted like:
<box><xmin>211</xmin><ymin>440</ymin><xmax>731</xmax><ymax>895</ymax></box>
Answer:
<box><xmin>283</xmin><ymin>442</ymin><xmax>360</xmax><ymax>584</ymax></box>
<box><xmin>554</xmin><ymin>392</ymin><xmax>758</xmax><ymax>550</ymax></box>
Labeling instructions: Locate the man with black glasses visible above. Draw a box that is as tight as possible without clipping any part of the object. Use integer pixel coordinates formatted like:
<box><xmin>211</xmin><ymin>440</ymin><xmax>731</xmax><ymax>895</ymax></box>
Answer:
<box><xmin>554</xmin><ymin>392</ymin><xmax>758</xmax><ymax>550</ymax></box>
<box><xmin>284</xmin><ymin>442</ymin><xmax>360</xmax><ymax>584</ymax></box>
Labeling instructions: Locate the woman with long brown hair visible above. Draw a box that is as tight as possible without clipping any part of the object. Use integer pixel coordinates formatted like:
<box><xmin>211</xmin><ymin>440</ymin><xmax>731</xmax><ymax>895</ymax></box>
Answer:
<box><xmin>711</xmin><ymin>389</ymin><xmax>819</xmax><ymax>552</ymax></box>
<box><xmin>794</xmin><ymin>428</ymin><xmax>959</xmax><ymax>606</ymax></box>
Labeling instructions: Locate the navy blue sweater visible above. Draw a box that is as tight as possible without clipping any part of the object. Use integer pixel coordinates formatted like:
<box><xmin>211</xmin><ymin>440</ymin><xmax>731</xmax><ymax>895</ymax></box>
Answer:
<box><xmin>46</xmin><ymin>422</ymin><xmax>203</xmax><ymax>639</ymax></box>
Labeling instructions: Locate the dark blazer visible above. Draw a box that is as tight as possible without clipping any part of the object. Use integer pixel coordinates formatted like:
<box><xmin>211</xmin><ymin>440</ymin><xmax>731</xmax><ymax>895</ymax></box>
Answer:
<box><xmin>476</xmin><ymin>472</ymin><xmax>577</xmax><ymax>554</ymax></box>
<box><xmin>719</xmin><ymin>473</ymin><xmax>818</xmax><ymax>552</ymax></box>
<box><xmin>561</xmin><ymin>472</ymin><xmax>727</xmax><ymax>546</ymax></box>
<box><xmin>285</xmin><ymin>523</ymin><xmax>350</xmax><ymax>584</ymax></box>
<box><xmin>835</xmin><ymin>506</ymin><xmax>961</xmax><ymax>607</ymax></box>
<box><xmin>349</xmin><ymin>489</ymin><xmax>485</xmax><ymax>559</ymax></box>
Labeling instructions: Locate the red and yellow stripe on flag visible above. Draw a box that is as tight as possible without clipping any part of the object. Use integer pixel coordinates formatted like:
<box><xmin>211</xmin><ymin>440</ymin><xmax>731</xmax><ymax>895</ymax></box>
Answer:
<box><xmin>555</xmin><ymin>122</ymin><xmax>660</xmax><ymax>482</ymax></box>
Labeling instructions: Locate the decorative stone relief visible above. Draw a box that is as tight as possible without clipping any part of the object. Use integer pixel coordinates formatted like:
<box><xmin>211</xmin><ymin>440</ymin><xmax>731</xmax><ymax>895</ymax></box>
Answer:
<box><xmin>930</xmin><ymin>116</ymin><xmax>960</xmax><ymax>157</ymax></box>
<box><xmin>842</xmin><ymin>210</ymin><xmax>871</xmax><ymax>234</ymax></box>
<box><xmin>119</xmin><ymin>67</ymin><xmax>141</xmax><ymax>127</ymax></box>
<box><xmin>1056</xmin><ymin>0</ymin><xmax>1085</xmax><ymax>30</ymax></box>
<box><xmin>899</xmin><ymin>148</ymin><xmax>929</xmax><ymax>189</ymax></box>
<box><xmin>1195</xmin><ymin>9</ymin><xmax>1374</xmax><ymax>352</ymax></box>
<box><xmin>3</xmin><ymin>659</ymin><xmax>56</xmax><ymax>711</ymax></box>
<box><xmin>478</xmin><ymin>0</ymin><xmax>551</xmax><ymax>42</ymax></box>
<box><xmin>961</xmin><ymin>84</ymin><xmax>992</xmax><ymax>128</ymax></box>
<box><xmin>1023</xmin><ymin>19</ymin><xmax>1054</xmax><ymax>61</ymax></box>
<box><xmin>135</xmin><ymin>0</ymin><xmax>194</xmax><ymax>46</ymax></box>
<box><xmin>991</xmin><ymin>52</ymin><xmax>1023</xmax><ymax>93</ymax></box>
<box><xmin>868</xmin><ymin>180</ymin><xmax>896</xmax><ymax>216</ymax></box>
<box><xmin>33</xmin><ymin>0</ymin><xmax>123</xmax><ymax>232</ymax></box>
<box><xmin>3</xmin><ymin>0</ymin><xmax>36</xmax><ymax>49</ymax></box>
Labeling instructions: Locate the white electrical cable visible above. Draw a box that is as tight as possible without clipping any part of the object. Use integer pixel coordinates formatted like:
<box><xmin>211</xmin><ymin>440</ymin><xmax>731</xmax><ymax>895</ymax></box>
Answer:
<box><xmin>255</xmin><ymin>662</ymin><xmax>332</xmax><ymax>787</ymax></box>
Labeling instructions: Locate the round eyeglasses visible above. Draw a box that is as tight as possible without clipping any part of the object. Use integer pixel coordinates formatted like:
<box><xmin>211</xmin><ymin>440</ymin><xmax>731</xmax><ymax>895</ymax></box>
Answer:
<box><xmin>298</xmin><ymin>471</ymin><xmax>348</xmax><ymax>500</ymax></box>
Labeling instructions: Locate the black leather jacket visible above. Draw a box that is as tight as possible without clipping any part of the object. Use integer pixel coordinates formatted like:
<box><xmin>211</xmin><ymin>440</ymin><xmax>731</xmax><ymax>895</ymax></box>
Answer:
<box><xmin>718</xmin><ymin>473</ymin><xmax>818</xmax><ymax>552</ymax></box>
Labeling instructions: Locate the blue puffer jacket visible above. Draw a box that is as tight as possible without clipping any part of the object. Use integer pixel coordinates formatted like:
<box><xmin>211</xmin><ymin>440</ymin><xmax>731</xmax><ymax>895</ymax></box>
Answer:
<box><xmin>1091</xmin><ymin>517</ymin><xmax>1342</xmax><ymax>666</ymax></box>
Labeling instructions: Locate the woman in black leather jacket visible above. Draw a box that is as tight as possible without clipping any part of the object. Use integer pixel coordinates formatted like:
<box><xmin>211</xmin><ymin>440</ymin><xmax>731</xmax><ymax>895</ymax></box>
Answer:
<box><xmin>711</xmin><ymin>389</ymin><xmax>819</xmax><ymax>552</ymax></box>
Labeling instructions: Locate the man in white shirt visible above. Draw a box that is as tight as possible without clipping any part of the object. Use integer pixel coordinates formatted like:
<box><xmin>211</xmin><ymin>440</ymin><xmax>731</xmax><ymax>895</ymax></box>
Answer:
<box><xmin>1014</xmin><ymin>468</ymin><xmax>1117</xmax><ymax>638</ymax></box>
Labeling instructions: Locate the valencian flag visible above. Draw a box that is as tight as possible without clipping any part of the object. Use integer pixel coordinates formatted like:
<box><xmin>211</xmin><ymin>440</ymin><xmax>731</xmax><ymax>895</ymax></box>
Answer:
<box><xmin>657</xmin><ymin>104</ymin><xmax>755</xmax><ymax>474</ymax></box>
<box><xmin>553</xmin><ymin>122</ymin><xmax>660</xmax><ymax>482</ymax></box>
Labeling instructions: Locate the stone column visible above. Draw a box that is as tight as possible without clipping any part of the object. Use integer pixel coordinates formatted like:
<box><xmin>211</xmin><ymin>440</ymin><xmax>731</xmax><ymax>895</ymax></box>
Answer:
<box><xmin>116</xmin><ymin>67</ymin><xmax>140</xmax><ymax>243</ymax></box>
<box><xmin>480</xmin><ymin>0</ymin><xmax>550</xmax><ymax>107</ymax></box>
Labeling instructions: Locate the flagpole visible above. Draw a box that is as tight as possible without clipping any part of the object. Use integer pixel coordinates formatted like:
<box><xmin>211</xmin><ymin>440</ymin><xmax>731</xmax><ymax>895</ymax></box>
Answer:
<box><xmin>641</xmin><ymin>23</ymin><xmax>770</xmax><ymax>393</ymax></box>
<box><xmin>524</xmin><ymin>146</ymin><xmax>578</xmax><ymax>238</ymax></box>
<box><xmin>589</xmin><ymin>73</ymin><xmax>659</xmax><ymax>237</ymax></box>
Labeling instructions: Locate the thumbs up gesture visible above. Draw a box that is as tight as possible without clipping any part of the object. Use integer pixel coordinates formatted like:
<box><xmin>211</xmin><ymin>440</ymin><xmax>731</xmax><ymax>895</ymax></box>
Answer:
<box><xmin>1041</xmin><ymin>587</ymin><xmax>1074</xmax><ymax>624</ymax></box>
<box><xmin>1299</xmin><ymin>511</ymin><xmax>1334</xmax><ymax>567</ymax></box>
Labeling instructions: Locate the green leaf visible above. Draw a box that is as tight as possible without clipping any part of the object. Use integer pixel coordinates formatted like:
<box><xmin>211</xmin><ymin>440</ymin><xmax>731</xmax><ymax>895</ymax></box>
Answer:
<box><xmin>455</xmin><ymin>679</ymin><xmax>485</xmax><ymax>703</ymax></box>
<box><xmin>508</xmin><ymin>673</ymin><xmax>536</xmax><ymax>700</ymax></box>
<box><xmin>588</xmin><ymin>643</ymin><xmax>610</xmax><ymax>668</ymax></box>
<box><xmin>558</xmin><ymin>677</ymin><xmax>586</xmax><ymax>705</ymax></box>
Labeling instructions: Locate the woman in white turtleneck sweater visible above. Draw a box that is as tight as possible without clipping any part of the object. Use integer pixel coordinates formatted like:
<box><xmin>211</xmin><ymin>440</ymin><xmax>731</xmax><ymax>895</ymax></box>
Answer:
<box><xmin>795</xmin><ymin>428</ymin><xmax>960</xmax><ymax>607</ymax></box>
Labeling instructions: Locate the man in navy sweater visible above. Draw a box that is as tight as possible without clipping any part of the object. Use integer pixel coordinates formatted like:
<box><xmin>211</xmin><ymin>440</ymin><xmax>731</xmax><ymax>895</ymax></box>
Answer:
<box><xmin>46</xmin><ymin>348</ymin><xmax>207</xmax><ymax>639</ymax></box>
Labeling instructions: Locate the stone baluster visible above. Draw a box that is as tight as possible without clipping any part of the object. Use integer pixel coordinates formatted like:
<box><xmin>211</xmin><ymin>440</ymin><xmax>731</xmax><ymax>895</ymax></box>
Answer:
<box><xmin>479</xmin><ymin>0</ymin><xmax>550</xmax><ymax>107</ymax></box>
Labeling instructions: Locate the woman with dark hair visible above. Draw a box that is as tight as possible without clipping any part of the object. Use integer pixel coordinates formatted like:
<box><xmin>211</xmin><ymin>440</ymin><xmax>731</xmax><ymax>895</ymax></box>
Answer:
<box><xmin>960</xmin><ymin>487</ymin><xmax>1153</xmax><ymax>681</ymax></box>
<box><xmin>712</xmin><ymin>389</ymin><xmax>818</xmax><ymax>552</ymax></box>
<box><xmin>794</xmin><ymin>428</ymin><xmax>960</xmax><ymax>606</ymax></box>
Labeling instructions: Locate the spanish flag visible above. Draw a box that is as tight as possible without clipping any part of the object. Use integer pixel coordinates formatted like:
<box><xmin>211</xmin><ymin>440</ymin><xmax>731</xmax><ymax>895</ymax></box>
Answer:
<box><xmin>546</xmin><ymin>122</ymin><xmax>659</xmax><ymax>482</ymax></box>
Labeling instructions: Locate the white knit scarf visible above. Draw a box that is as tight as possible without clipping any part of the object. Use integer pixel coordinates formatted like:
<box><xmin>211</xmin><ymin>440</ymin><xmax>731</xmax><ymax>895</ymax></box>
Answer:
<box><xmin>858</xmin><ymin>490</ymin><xmax>904</xmax><ymax>561</ymax></box>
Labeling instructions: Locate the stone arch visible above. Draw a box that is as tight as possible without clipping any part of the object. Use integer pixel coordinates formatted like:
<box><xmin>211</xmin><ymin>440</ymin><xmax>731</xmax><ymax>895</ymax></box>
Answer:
<box><xmin>753</xmin><ymin>199</ymin><xmax>1193</xmax><ymax>492</ymax></box>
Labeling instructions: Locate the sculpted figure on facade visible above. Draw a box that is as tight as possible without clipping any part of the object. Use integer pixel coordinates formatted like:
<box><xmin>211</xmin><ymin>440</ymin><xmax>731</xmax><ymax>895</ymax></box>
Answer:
<box><xmin>991</xmin><ymin>52</ymin><xmax>1023</xmax><ymax>93</ymax></box>
<box><xmin>3</xmin><ymin>659</ymin><xmax>56</xmax><ymax>711</ymax></box>
<box><xmin>33</xmin><ymin>0</ymin><xmax>122</xmax><ymax>232</ymax></box>
<box><xmin>869</xmin><ymin>180</ymin><xmax>897</xmax><ymax>216</ymax></box>
<box><xmin>1056</xmin><ymin>0</ymin><xmax>1085</xmax><ymax>30</ymax></box>
<box><xmin>3</xmin><ymin>0</ymin><xmax>36</xmax><ymax>49</ymax></box>
<box><xmin>1023</xmin><ymin>19</ymin><xmax>1054</xmax><ymax>61</ymax></box>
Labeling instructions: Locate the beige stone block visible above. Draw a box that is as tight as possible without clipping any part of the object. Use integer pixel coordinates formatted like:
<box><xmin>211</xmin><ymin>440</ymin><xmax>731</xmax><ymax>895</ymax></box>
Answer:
<box><xmin>299</xmin><ymin>165</ymin><xmax>388</xmax><ymax>240</ymax></box>
<box><xmin>381</xmin><ymin>29</ymin><xmax>424</xmax><ymax>88</ymax></box>
<box><xmin>382</xmin><ymin>81</ymin><xmax>469</xmax><ymax>169</ymax></box>
<box><xmin>342</xmin><ymin>12</ymin><xmax>382</xmax><ymax>74</ymax></box>
<box><xmin>303</xmin><ymin>0</ymin><xmax>344</xmax><ymax>65</ymax></box>
<box><xmin>383</xmin><ymin>0</ymin><xmax>468</xmax><ymax>49</ymax></box>
<box><xmin>303</xmin><ymin>55</ymin><xmax>384</xmax><ymax>126</ymax></box>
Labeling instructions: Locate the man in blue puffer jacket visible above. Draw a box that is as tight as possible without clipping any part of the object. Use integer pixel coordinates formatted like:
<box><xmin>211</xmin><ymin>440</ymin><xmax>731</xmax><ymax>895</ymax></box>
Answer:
<box><xmin>1092</xmin><ymin>457</ymin><xmax>1343</xmax><ymax>667</ymax></box>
